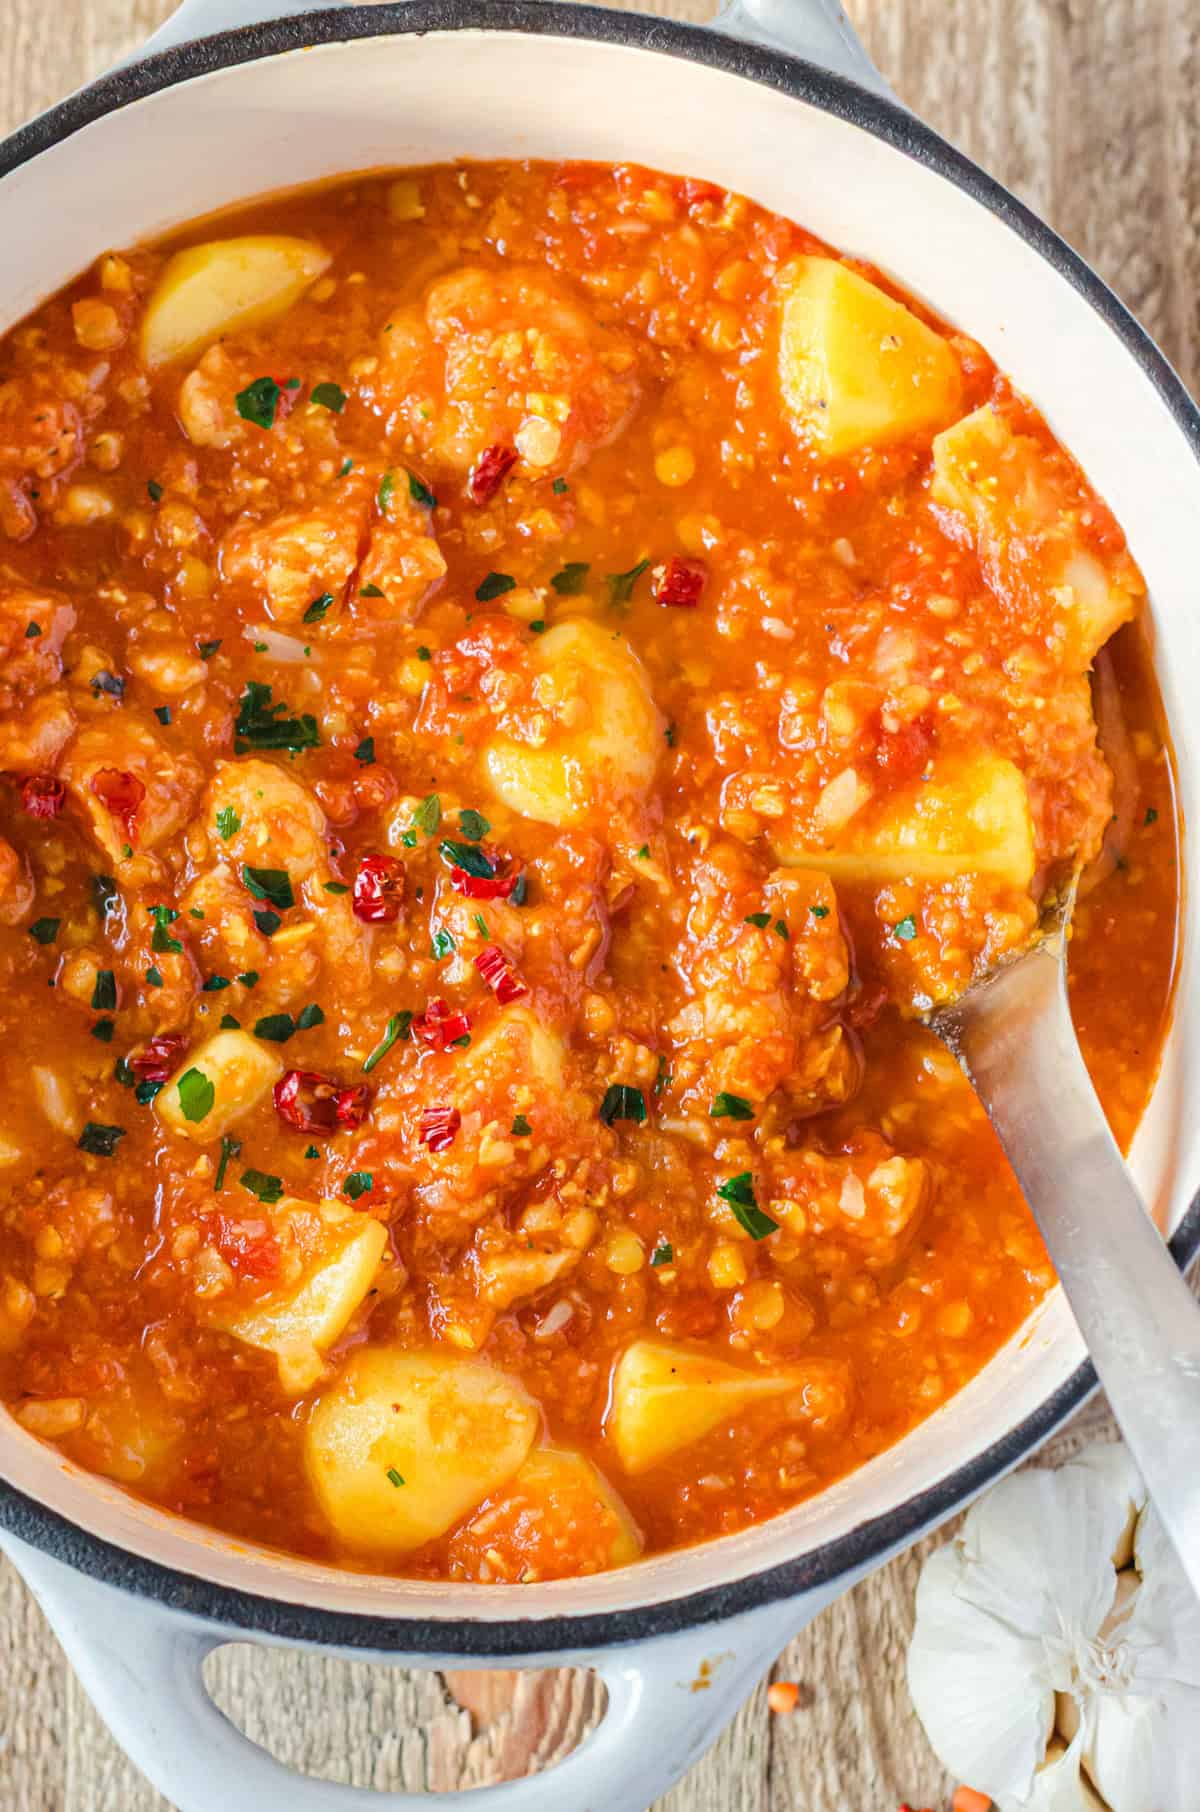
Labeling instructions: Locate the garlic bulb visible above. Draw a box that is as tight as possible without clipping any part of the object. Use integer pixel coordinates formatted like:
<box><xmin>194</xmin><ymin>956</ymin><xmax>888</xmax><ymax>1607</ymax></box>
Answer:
<box><xmin>907</xmin><ymin>1441</ymin><xmax>1200</xmax><ymax>1812</ymax></box>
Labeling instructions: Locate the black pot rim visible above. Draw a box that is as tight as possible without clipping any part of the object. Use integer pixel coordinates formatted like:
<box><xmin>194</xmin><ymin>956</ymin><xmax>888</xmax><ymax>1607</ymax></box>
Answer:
<box><xmin>1</xmin><ymin>0</ymin><xmax>1197</xmax><ymax>1658</ymax></box>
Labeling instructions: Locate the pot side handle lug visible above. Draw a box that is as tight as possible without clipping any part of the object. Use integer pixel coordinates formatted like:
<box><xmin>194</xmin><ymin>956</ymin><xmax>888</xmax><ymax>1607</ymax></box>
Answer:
<box><xmin>712</xmin><ymin>0</ymin><xmax>893</xmax><ymax>98</ymax></box>
<box><xmin>2</xmin><ymin>1530</ymin><xmax>834</xmax><ymax>1812</ymax></box>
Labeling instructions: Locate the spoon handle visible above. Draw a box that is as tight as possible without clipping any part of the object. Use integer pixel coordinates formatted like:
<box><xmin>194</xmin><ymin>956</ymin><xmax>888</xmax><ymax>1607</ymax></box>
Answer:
<box><xmin>933</xmin><ymin>940</ymin><xmax>1200</xmax><ymax>1599</ymax></box>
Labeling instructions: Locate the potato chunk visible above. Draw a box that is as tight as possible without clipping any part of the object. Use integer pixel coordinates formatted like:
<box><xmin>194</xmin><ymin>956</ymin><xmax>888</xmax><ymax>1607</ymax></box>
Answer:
<box><xmin>484</xmin><ymin>620</ymin><xmax>661</xmax><ymax>826</ymax></box>
<box><xmin>217</xmin><ymin>1211</ymin><xmax>386</xmax><ymax>1396</ymax></box>
<box><xmin>155</xmin><ymin>1028</ymin><xmax>283</xmax><ymax>1144</ymax></box>
<box><xmin>931</xmin><ymin>404</ymin><xmax>1141</xmax><ymax>667</ymax></box>
<box><xmin>448</xmin><ymin>1447</ymin><xmax>642</xmax><ymax>1580</ymax></box>
<box><xmin>141</xmin><ymin>235</ymin><xmax>331</xmax><ymax>368</ymax></box>
<box><xmin>610</xmin><ymin>1341</ymin><xmax>813</xmax><ymax>1475</ymax></box>
<box><xmin>773</xmin><ymin>754</ymin><xmax>1036</xmax><ymax>890</ymax></box>
<box><xmin>778</xmin><ymin>255</ymin><xmax>962</xmax><ymax>457</ymax></box>
<box><xmin>305</xmin><ymin>1350</ymin><xmax>538</xmax><ymax>1557</ymax></box>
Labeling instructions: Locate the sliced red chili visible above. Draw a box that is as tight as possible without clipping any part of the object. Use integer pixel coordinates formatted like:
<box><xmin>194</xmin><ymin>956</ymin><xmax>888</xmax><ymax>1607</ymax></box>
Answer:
<box><xmin>468</xmin><ymin>443</ymin><xmax>518</xmax><ymax>506</ymax></box>
<box><xmin>211</xmin><ymin>1214</ymin><xmax>280</xmax><ymax>1281</ymax></box>
<box><xmin>449</xmin><ymin>865</ymin><xmax>520</xmax><ymax>901</ymax></box>
<box><xmin>411</xmin><ymin>997</ymin><xmax>472</xmax><ymax>1051</ymax></box>
<box><xmin>129</xmin><ymin>1030</ymin><xmax>188</xmax><ymax>1083</ymax></box>
<box><xmin>875</xmin><ymin>711</ymin><xmax>935</xmax><ymax>781</ymax></box>
<box><xmin>419</xmin><ymin>1104</ymin><xmax>461</xmax><ymax>1152</ymax></box>
<box><xmin>273</xmin><ymin>1069</ymin><xmax>372</xmax><ymax>1135</ymax></box>
<box><xmin>352</xmin><ymin>853</ymin><xmax>405</xmax><ymax>924</ymax></box>
<box><xmin>91</xmin><ymin>768</ymin><xmax>145</xmax><ymax>843</ymax></box>
<box><xmin>474</xmin><ymin>943</ymin><xmax>528</xmax><ymax>1005</ymax></box>
<box><xmin>20</xmin><ymin>774</ymin><xmax>65</xmax><ymax>818</ymax></box>
<box><xmin>653</xmin><ymin>557</ymin><xmax>707</xmax><ymax>608</ymax></box>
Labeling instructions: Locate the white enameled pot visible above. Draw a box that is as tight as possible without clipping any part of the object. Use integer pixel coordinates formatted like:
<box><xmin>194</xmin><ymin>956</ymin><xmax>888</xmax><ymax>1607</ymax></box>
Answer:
<box><xmin>1</xmin><ymin>4</ymin><xmax>1198</xmax><ymax>1808</ymax></box>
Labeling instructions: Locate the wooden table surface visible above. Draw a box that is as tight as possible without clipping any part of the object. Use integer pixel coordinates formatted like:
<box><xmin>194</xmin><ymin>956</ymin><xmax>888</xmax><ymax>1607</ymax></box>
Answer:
<box><xmin>1</xmin><ymin>0</ymin><xmax>1196</xmax><ymax>1806</ymax></box>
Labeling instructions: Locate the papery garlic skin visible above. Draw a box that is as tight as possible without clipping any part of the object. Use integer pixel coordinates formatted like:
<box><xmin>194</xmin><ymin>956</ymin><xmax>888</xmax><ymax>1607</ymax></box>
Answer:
<box><xmin>906</xmin><ymin>1441</ymin><xmax>1200</xmax><ymax>1812</ymax></box>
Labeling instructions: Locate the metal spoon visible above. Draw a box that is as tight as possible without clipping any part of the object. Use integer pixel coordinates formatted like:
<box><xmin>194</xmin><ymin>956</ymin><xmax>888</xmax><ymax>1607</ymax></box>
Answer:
<box><xmin>928</xmin><ymin>880</ymin><xmax>1200</xmax><ymax>1597</ymax></box>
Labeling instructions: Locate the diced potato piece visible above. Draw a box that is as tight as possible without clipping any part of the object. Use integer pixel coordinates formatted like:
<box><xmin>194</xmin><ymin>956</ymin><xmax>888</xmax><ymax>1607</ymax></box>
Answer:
<box><xmin>773</xmin><ymin>754</ymin><xmax>1036</xmax><ymax>889</ymax></box>
<box><xmin>305</xmin><ymin>1350</ymin><xmax>538</xmax><ymax>1557</ymax></box>
<box><xmin>457</xmin><ymin>1006</ymin><xmax>565</xmax><ymax>1100</ymax></box>
<box><xmin>484</xmin><ymin>620</ymin><xmax>661</xmax><ymax>827</ymax></box>
<box><xmin>931</xmin><ymin>404</ymin><xmax>1141</xmax><ymax>666</ymax></box>
<box><xmin>609</xmin><ymin>1340</ymin><xmax>809</xmax><ymax>1475</ymax></box>
<box><xmin>450</xmin><ymin>1447</ymin><xmax>642</xmax><ymax>1578</ymax></box>
<box><xmin>155</xmin><ymin>1029</ymin><xmax>283</xmax><ymax>1144</ymax></box>
<box><xmin>778</xmin><ymin>255</ymin><xmax>962</xmax><ymax>458</ymax></box>
<box><xmin>218</xmin><ymin>1212</ymin><xmax>386</xmax><ymax>1396</ymax></box>
<box><xmin>141</xmin><ymin>235</ymin><xmax>331</xmax><ymax>368</ymax></box>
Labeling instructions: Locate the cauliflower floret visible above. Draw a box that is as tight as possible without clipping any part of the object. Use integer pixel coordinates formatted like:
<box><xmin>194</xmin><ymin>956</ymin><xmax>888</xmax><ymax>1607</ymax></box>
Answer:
<box><xmin>220</xmin><ymin>498</ymin><xmax>365</xmax><ymax>624</ymax></box>
<box><xmin>0</xmin><ymin>837</ymin><xmax>33</xmax><ymax>926</ymax></box>
<box><xmin>374</xmin><ymin>265</ymin><xmax>640</xmax><ymax>483</ymax></box>
<box><xmin>204</xmin><ymin>757</ymin><xmax>328</xmax><ymax>879</ymax></box>
<box><xmin>178</xmin><ymin>345</ymin><xmax>247</xmax><ymax>450</ymax></box>
<box><xmin>61</xmin><ymin>720</ymin><xmax>202</xmax><ymax>864</ymax></box>
<box><xmin>354</xmin><ymin>507</ymin><xmax>447</xmax><ymax>625</ymax></box>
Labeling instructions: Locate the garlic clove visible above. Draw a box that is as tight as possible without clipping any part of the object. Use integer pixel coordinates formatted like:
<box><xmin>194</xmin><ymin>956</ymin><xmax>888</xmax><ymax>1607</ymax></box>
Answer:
<box><xmin>1072</xmin><ymin>1443</ymin><xmax>1145</xmax><ymax>1569</ymax></box>
<box><xmin>908</xmin><ymin>1544</ymin><xmax>1053</xmax><ymax>1803</ymax></box>
<box><xmin>1023</xmin><ymin>1735</ymin><xmax>1108</xmax><ymax>1811</ymax></box>
<box><xmin>1127</xmin><ymin>1504</ymin><xmax>1200</xmax><ymax>1688</ymax></box>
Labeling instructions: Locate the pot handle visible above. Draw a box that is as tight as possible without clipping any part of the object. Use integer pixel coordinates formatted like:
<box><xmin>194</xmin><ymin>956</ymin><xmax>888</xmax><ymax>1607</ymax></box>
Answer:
<box><xmin>139</xmin><ymin>0</ymin><xmax>891</xmax><ymax>99</ymax></box>
<box><xmin>3</xmin><ymin>1530</ymin><xmax>831</xmax><ymax>1812</ymax></box>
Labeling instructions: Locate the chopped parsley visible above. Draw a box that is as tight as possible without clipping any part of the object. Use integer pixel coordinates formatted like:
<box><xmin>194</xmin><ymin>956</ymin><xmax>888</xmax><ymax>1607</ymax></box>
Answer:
<box><xmin>607</xmin><ymin>558</ymin><xmax>650</xmax><ymax>605</ymax></box>
<box><xmin>234</xmin><ymin>680</ymin><xmax>320</xmax><ymax>755</ymax></box>
<box><xmin>296</xmin><ymin>1003</ymin><xmax>324</xmax><ymax>1030</ymax></box>
<box><xmin>378</xmin><ymin>470</ymin><xmax>395</xmax><ymax>512</ymax></box>
<box><xmin>509</xmin><ymin>872</ymin><xmax>528</xmax><ymax>906</ymax></box>
<box><xmin>323</xmin><ymin>881</ymin><xmax>349</xmax><ymax>896</ymax></box>
<box><xmin>311</xmin><ymin>381</ymin><xmax>347</xmax><ymax>413</ymax></box>
<box><xmin>114</xmin><ymin>1057</ymin><xmax>135</xmax><ymax>1087</ymax></box>
<box><xmin>241</xmin><ymin>866</ymin><xmax>294</xmax><ymax>911</ymax></box>
<box><xmin>253</xmin><ymin>909</ymin><xmax>282</xmax><ymax>937</ymax></box>
<box><xmin>892</xmin><ymin>915</ymin><xmax>918</xmax><ymax>942</ymax></box>
<box><xmin>29</xmin><ymin>917</ymin><xmax>59</xmax><ymax>945</ymax></box>
<box><xmin>476</xmin><ymin>572</ymin><xmax>515</xmax><ymax>601</ymax></box>
<box><xmin>360</xmin><ymin>583</ymin><xmax>385</xmax><ymax>599</ymax></box>
<box><xmin>91</xmin><ymin>1019</ymin><xmax>115</xmax><ymax>1043</ymax></box>
<box><xmin>385</xmin><ymin>1467</ymin><xmax>405</xmax><ymax>1488</ymax></box>
<box><xmin>149</xmin><ymin>904</ymin><xmax>182</xmax><ymax>953</ymax></box>
<box><xmin>1145</xmin><ymin>808</ymin><xmax>1159</xmax><ymax>826</ymax></box>
<box><xmin>458</xmin><ymin>809</ymin><xmax>490</xmax><ymax>842</ymax></box>
<box><xmin>744</xmin><ymin>911</ymin><xmax>771</xmax><ymax>928</ymax></box>
<box><xmin>202</xmin><ymin>975</ymin><xmax>231</xmax><ymax>992</ymax></box>
<box><xmin>237</xmin><ymin>970</ymin><xmax>260</xmax><ymax>988</ymax></box>
<box><xmin>406</xmin><ymin>469</ymin><xmax>437</xmax><ymax>508</ymax></box>
<box><xmin>145</xmin><ymin>966</ymin><xmax>164</xmax><ymax>988</ymax></box>
<box><xmin>304</xmin><ymin>1145</ymin><xmax>320</xmax><ymax>1160</ymax></box>
<box><xmin>599</xmin><ymin>1084</ymin><xmax>647</xmax><ymax>1126</ymax></box>
<box><xmin>431</xmin><ymin>928</ymin><xmax>455</xmax><ymax>959</ymax></box>
<box><xmin>413</xmin><ymin>793</ymin><xmax>442</xmax><ymax>836</ymax></box>
<box><xmin>135</xmin><ymin>1079</ymin><xmax>164</xmax><ymax>1104</ymax></box>
<box><xmin>773</xmin><ymin>919</ymin><xmax>789</xmax><ymax>941</ymax></box>
<box><xmin>472</xmin><ymin>913</ymin><xmax>489</xmax><ymax>938</ymax></box>
<box><xmin>439</xmin><ymin>840</ymin><xmax>493</xmax><ymax>877</ymax></box>
<box><xmin>154</xmin><ymin>704</ymin><xmax>172</xmax><ymax>725</ymax></box>
<box><xmin>253</xmin><ymin>1013</ymin><xmax>296</xmax><ymax>1043</ymax></box>
<box><xmin>810</xmin><ymin>904</ymin><xmax>830</xmax><ymax>919</ymax></box>
<box><xmin>177</xmin><ymin>1067</ymin><xmax>215</xmax><ymax>1124</ymax></box>
<box><xmin>636</xmin><ymin>844</ymin><xmax>649</xmax><ymax>860</ymax></box>
<box><xmin>235</xmin><ymin>376</ymin><xmax>283</xmax><ymax>430</ymax></box>
<box><xmin>24</xmin><ymin>620</ymin><xmax>40</xmax><ymax>638</ymax></box>
<box><xmin>529</xmin><ymin>619</ymin><xmax>546</xmax><ymax>635</ymax></box>
<box><xmin>650</xmin><ymin>1241</ymin><xmax>674</xmax><ymax>1267</ymax></box>
<box><xmin>91</xmin><ymin>970</ymin><xmax>117</xmax><ymax>1011</ymax></box>
<box><xmin>215</xmin><ymin>807</ymin><xmax>241</xmax><ymax>841</ymax></box>
<box><xmin>552</xmin><ymin>477</ymin><xmax>569</xmax><ymax>495</ymax></box>
<box><xmin>197</xmin><ymin>639</ymin><xmax>221</xmax><ymax>660</ymax></box>
<box><xmin>343</xmin><ymin>1171</ymin><xmax>373</xmax><ymax>1201</ymax></box>
<box><xmin>664</xmin><ymin>723</ymin><xmax>677</xmax><ymax>747</ymax></box>
<box><xmin>551</xmin><ymin>561</ymin><xmax>589</xmax><ymax>596</ymax></box>
<box><xmin>354</xmin><ymin>737</ymin><xmax>375</xmax><ymax>765</ymax></box>
<box><xmin>362</xmin><ymin>1011</ymin><xmax>412</xmax><ymax>1074</ymax></box>
<box><xmin>213</xmin><ymin>1135</ymin><xmax>241</xmax><ymax>1191</ymax></box>
<box><xmin>416</xmin><ymin>645</ymin><xmax>432</xmax><ymax>661</ymax></box>
<box><xmin>338</xmin><ymin>458</ymin><xmax>354</xmax><ymax>478</ymax></box>
<box><xmin>147</xmin><ymin>479</ymin><xmax>163</xmax><ymax>503</ymax></box>
<box><xmin>90</xmin><ymin>670</ymin><xmax>125</xmax><ymax>700</ymax></box>
<box><xmin>303</xmin><ymin>592</ymin><xmax>334</xmax><ymax>624</ymax></box>
<box><xmin>239</xmin><ymin>1167</ymin><xmax>284</xmax><ymax>1204</ymax></box>
<box><xmin>710</xmin><ymin>1092</ymin><xmax>754</xmax><ymax>1121</ymax></box>
<box><xmin>717</xmin><ymin>1172</ymin><xmax>778</xmax><ymax>1240</ymax></box>
<box><xmin>511</xmin><ymin>1114</ymin><xmax>532</xmax><ymax>1137</ymax></box>
<box><xmin>78</xmin><ymin>1122</ymin><xmax>126</xmax><ymax>1157</ymax></box>
<box><xmin>219</xmin><ymin>1014</ymin><xmax>240</xmax><ymax>1030</ymax></box>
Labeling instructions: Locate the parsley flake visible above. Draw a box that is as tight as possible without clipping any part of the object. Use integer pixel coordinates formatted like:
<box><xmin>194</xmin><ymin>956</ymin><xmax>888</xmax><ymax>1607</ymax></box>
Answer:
<box><xmin>214</xmin><ymin>1135</ymin><xmax>241</xmax><ymax>1191</ymax></box>
<box><xmin>29</xmin><ymin>917</ymin><xmax>60</xmax><ymax>945</ymax></box>
<box><xmin>599</xmin><ymin>1084</ymin><xmax>647</xmax><ymax>1126</ymax></box>
<box><xmin>253</xmin><ymin>1013</ymin><xmax>295</xmax><ymax>1043</ymax></box>
<box><xmin>239</xmin><ymin>1168</ymin><xmax>284</xmax><ymax>1204</ymax></box>
<box><xmin>242</xmin><ymin>866</ymin><xmax>294</xmax><ymax>911</ymax></box>
<box><xmin>78</xmin><ymin>1122</ymin><xmax>125</xmax><ymax>1157</ymax></box>
<box><xmin>551</xmin><ymin>561</ymin><xmax>589</xmax><ymax>595</ymax></box>
<box><xmin>91</xmin><ymin>1019</ymin><xmax>115</xmax><ymax>1043</ymax></box>
<box><xmin>552</xmin><ymin>477</ymin><xmax>569</xmax><ymax>495</ymax></box>
<box><xmin>892</xmin><ymin>915</ymin><xmax>918</xmax><ymax>942</ymax></box>
<box><xmin>354</xmin><ymin>736</ymin><xmax>375</xmax><ymax>765</ymax></box>
<box><xmin>216</xmin><ymin>807</ymin><xmax>241</xmax><ymax>840</ymax></box>
<box><xmin>458</xmin><ymin>809</ymin><xmax>491</xmax><ymax>842</ymax></box>
<box><xmin>650</xmin><ymin>1241</ymin><xmax>673</xmax><ymax>1267</ymax></box>
<box><xmin>607</xmin><ymin>558</ymin><xmax>650</xmax><ymax>604</ymax></box>
<box><xmin>149</xmin><ymin>904</ymin><xmax>182</xmax><ymax>953</ymax></box>
<box><xmin>476</xmin><ymin>572</ymin><xmax>515</xmax><ymax>602</ymax></box>
<box><xmin>253</xmin><ymin>909</ymin><xmax>282</xmax><ymax>937</ymax></box>
<box><xmin>386</xmin><ymin>1467</ymin><xmax>405</xmax><ymax>1488</ymax></box>
<box><xmin>311</xmin><ymin>381</ymin><xmax>347</xmax><ymax>413</ymax></box>
<box><xmin>296</xmin><ymin>1003</ymin><xmax>324</xmax><ymax>1030</ymax></box>
<box><xmin>511</xmin><ymin>1114</ymin><xmax>532</xmax><ymax>1136</ymax></box>
<box><xmin>147</xmin><ymin>479</ymin><xmax>163</xmax><ymax>502</ymax></box>
<box><xmin>234</xmin><ymin>680</ymin><xmax>320</xmax><ymax>755</ymax></box>
<box><xmin>412</xmin><ymin>793</ymin><xmax>442</xmax><ymax>836</ymax></box>
<box><xmin>406</xmin><ymin>469</ymin><xmax>437</xmax><ymax>508</ymax></box>
<box><xmin>197</xmin><ymin>639</ymin><xmax>221</xmax><ymax>660</ymax></box>
<box><xmin>177</xmin><ymin>1067</ymin><xmax>215</xmax><ymax>1124</ymax></box>
<box><xmin>710</xmin><ymin>1092</ymin><xmax>754</xmax><ymax>1121</ymax></box>
<box><xmin>717</xmin><ymin>1173</ymin><xmax>778</xmax><ymax>1240</ymax></box>
<box><xmin>744</xmin><ymin>911</ymin><xmax>771</xmax><ymax>928</ymax></box>
<box><xmin>91</xmin><ymin>970</ymin><xmax>117</xmax><ymax>1011</ymax></box>
<box><xmin>363</xmin><ymin>1011</ymin><xmax>412</xmax><ymax>1074</ymax></box>
<box><xmin>235</xmin><ymin>376</ymin><xmax>283</xmax><ymax>430</ymax></box>
<box><xmin>154</xmin><ymin>704</ymin><xmax>172</xmax><ymax>725</ymax></box>
<box><xmin>431</xmin><ymin>928</ymin><xmax>456</xmax><ymax>959</ymax></box>
<box><xmin>439</xmin><ymin>840</ymin><xmax>493</xmax><ymax>877</ymax></box>
<box><xmin>343</xmin><ymin>1171</ymin><xmax>373</xmax><ymax>1201</ymax></box>
<box><xmin>145</xmin><ymin>966</ymin><xmax>163</xmax><ymax>988</ymax></box>
<box><xmin>303</xmin><ymin>593</ymin><xmax>334</xmax><ymax>624</ymax></box>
